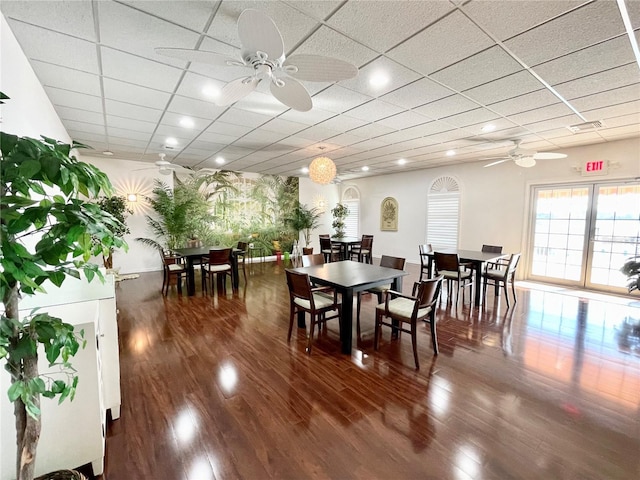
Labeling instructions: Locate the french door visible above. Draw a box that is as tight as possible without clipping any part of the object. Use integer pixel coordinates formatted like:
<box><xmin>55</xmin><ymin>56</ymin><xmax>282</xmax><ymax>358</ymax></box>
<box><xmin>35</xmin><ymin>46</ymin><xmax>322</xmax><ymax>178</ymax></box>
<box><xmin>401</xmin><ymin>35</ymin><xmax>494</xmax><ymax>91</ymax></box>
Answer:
<box><xmin>529</xmin><ymin>181</ymin><xmax>640</xmax><ymax>294</ymax></box>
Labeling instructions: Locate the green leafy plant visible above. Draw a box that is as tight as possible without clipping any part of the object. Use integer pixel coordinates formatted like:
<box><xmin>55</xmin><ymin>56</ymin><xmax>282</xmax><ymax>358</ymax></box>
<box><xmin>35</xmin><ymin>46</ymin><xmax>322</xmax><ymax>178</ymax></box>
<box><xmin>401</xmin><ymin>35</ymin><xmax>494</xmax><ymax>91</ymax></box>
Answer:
<box><xmin>331</xmin><ymin>203</ymin><xmax>350</xmax><ymax>239</ymax></box>
<box><xmin>285</xmin><ymin>201</ymin><xmax>322</xmax><ymax>247</ymax></box>
<box><xmin>95</xmin><ymin>195</ymin><xmax>132</xmax><ymax>269</ymax></box>
<box><xmin>621</xmin><ymin>256</ymin><xmax>640</xmax><ymax>293</ymax></box>
<box><xmin>0</xmin><ymin>127</ymin><xmax>126</xmax><ymax>480</ymax></box>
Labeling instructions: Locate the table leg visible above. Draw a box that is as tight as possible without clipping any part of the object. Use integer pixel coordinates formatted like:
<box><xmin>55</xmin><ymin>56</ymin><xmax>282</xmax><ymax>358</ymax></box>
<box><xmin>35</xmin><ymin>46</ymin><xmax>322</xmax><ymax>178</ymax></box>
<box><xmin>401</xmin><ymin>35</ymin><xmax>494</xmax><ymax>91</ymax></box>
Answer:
<box><xmin>474</xmin><ymin>261</ymin><xmax>483</xmax><ymax>306</ymax></box>
<box><xmin>341</xmin><ymin>288</ymin><xmax>354</xmax><ymax>354</ymax></box>
<box><xmin>297</xmin><ymin>310</ymin><xmax>306</xmax><ymax>328</ymax></box>
<box><xmin>187</xmin><ymin>258</ymin><xmax>196</xmax><ymax>296</ymax></box>
<box><xmin>231</xmin><ymin>254</ymin><xmax>239</xmax><ymax>291</ymax></box>
<box><xmin>428</xmin><ymin>256</ymin><xmax>434</xmax><ymax>278</ymax></box>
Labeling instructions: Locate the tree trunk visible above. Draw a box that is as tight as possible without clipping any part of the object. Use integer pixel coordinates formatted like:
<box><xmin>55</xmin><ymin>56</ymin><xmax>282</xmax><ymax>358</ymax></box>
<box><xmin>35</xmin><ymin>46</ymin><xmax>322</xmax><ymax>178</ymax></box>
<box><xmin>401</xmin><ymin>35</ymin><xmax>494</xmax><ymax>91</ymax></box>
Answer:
<box><xmin>4</xmin><ymin>283</ymin><xmax>41</xmax><ymax>480</ymax></box>
<box><xmin>103</xmin><ymin>251</ymin><xmax>113</xmax><ymax>269</ymax></box>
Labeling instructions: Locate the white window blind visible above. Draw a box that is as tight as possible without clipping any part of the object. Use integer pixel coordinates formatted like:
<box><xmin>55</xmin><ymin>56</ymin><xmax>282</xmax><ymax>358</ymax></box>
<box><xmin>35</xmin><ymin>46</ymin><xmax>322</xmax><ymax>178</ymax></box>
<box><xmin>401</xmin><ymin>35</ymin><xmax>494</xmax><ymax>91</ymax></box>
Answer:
<box><xmin>343</xmin><ymin>200</ymin><xmax>359</xmax><ymax>238</ymax></box>
<box><xmin>426</xmin><ymin>193</ymin><xmax>459</xmax><ymax>250</ymax></box>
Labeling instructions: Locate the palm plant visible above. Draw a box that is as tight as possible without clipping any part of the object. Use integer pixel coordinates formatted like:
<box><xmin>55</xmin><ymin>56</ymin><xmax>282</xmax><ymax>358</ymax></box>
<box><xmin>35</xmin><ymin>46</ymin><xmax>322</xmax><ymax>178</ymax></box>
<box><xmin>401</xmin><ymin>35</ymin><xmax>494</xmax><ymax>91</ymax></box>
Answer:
<box><xmin>621</xmin><ymin>256</ymin><xmax>640</xmax><ymax>292</ymax></box>
<box><xmin>285</xmin><ymin>202</ymin><xmax>322</xmax><ymax>247</ymax></box>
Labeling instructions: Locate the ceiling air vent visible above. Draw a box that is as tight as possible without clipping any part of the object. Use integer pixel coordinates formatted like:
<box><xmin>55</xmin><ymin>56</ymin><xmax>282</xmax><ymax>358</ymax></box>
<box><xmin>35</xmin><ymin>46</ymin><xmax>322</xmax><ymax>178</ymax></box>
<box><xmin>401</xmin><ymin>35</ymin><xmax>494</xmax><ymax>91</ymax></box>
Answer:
<box><xmin>567</xmin><ymin>120</ymin><xmax>605</xmax><ymax>133</ymax></box>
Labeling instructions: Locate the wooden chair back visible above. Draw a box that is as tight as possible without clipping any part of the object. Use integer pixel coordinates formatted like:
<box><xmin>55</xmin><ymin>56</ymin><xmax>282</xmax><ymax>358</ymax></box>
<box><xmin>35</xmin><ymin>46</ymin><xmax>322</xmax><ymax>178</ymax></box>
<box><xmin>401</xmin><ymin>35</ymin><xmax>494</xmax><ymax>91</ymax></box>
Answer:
<box><xmin>206</xmin><ymin>248</ymin><xmax>232</xmax><ymax>266</ymax></box>
<box><xmin>482</xmin><ymin>244</ymin><xmax>503</xmax><ymax>253</ymax></box>
<box><xmin>302</xmin><ymin>254</ymin><xmax>325</xmax><ymax>267</ymax></box>
<box><xmin>379</xmin><ymin>255</ymin><xmax>405</xmax><ymax>270</ymax></box>
<box><xmin>413</xmin><ymin>275</ymin><xmax>443</xmax><ymax>310</ymax></box>
<box><xmin>285</xmin><ymin>269</ymin><xmax>313</xmax><ymax>303</ymax></box>
<box><xmin>433</xmin><ymin>252</ymin><xmax>460</xmax><ymax>273</ymax></box>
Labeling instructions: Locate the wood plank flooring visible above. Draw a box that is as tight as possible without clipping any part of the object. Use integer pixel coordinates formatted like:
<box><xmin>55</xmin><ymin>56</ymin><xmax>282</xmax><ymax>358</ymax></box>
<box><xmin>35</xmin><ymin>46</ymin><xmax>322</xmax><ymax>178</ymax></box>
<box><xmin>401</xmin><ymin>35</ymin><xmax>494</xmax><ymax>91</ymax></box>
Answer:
<box><xmin>95</xmin><ymin>261</ymin><xmax>640</xmax><ymax>479</ymax></box>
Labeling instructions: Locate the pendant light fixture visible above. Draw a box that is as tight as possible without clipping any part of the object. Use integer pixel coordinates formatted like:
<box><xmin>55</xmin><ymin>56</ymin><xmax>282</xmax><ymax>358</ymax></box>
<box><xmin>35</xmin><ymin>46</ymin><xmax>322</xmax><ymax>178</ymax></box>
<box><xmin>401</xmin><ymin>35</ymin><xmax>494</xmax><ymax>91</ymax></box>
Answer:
<box><xmin>308</xmin><ymin>147</ymin><xmax>336</xmax><ymax>185</ymax></box>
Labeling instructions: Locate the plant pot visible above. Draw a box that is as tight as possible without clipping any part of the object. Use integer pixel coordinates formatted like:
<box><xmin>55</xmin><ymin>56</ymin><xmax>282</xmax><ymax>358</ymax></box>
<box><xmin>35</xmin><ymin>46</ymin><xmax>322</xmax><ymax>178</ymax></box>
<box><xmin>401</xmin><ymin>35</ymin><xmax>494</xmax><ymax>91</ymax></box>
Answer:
<box><xmin>302</xmin><ymin>247</ymin><xmax>313</xmax><ymax>255</ymax></box>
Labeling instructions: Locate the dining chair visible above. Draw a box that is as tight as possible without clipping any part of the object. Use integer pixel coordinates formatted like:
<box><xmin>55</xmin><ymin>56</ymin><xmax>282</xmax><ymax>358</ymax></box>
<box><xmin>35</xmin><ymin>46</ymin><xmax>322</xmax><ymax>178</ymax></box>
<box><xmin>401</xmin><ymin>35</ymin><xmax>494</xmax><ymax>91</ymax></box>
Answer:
<box><xmin>301</xmin><ymin>253</ymin><xmax>325</xmax><ymax>267</ymax></box>
<box><xmin>374</xmin><ymin>275</ymin><xmax>444</xmax><ymax>369</ymax></box>
<box><xmin>350</xmin><ymin>234</ymin><xmax>373</xmax><ymax>263</ymax></box>
<box><xmin>236</xmin><ymin>241</ymin><xmax>248</xmax><ymax>283</ymax></box>
<box><xmin>160</xmin><ymin>249</ymin><xmax>185</xmax><ymax>296</ymax></box>
<box><xmin>356</xmin><ymin>255</ymin><xmax>406</xmax><ymax>337</ymax></box>
<box><xmin>285</xmin><ymin>269</ymin><xmax>342</xmax><ymax>354</ymax></box>
<box><xmin>483</xmin><ymin>253</ymin><xmax>521</xmax><ymax>308</ymax></box>
<box><xmin>201</xmin><ymin>248</ymin><xmax>234</xmax><ymax>295</ymax></box>
<box><xmin>319</xmin><ymin>234</ymin><xmax>340</xmax><ymax>262</ymax></box>
<box><xmin>418</xmin><ymin>244</ymin><xmax>433</xmax><ymax>281</ymax></box>
<box><xmin>481</xmin><ymin>244</ymin><xmax>503</xmax><ymax>254</ymax></box>
<box><xmin>433</xmin><ymin>252</ymin><xmax>473</xmax><ymax>304</ymax></box>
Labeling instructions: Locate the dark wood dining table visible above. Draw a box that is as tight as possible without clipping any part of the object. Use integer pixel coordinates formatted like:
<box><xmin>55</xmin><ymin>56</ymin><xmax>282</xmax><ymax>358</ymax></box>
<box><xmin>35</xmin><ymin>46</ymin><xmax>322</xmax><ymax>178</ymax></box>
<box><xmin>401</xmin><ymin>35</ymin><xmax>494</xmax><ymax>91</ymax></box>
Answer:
<box><xmin>173</xmin><ymin>246</ymin><xmax>242</xmax><ymax>295</ymax></box>
<box><xmin>329</xmin><ymin>236</ymin><xmax>361</xmax><ymax>260</ymax></box>
<box><xmin>291</xmin><ymin>260</ymin><xmax>408</xmax><ymax>354</ymax></box>
<box><xmin>424</xmin><ymin>249</ymin><xmax>507</xmax><ymax>306</ymax></box>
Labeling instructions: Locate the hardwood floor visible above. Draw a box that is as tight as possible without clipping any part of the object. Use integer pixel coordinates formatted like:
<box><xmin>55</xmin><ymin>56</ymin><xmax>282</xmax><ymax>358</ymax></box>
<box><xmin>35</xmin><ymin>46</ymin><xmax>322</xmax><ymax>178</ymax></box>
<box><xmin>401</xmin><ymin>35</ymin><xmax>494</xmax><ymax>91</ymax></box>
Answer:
<box><xmin>97</xmin><ymin>261</ymin><xmax>640</xmax><ymax>479</ymax></box>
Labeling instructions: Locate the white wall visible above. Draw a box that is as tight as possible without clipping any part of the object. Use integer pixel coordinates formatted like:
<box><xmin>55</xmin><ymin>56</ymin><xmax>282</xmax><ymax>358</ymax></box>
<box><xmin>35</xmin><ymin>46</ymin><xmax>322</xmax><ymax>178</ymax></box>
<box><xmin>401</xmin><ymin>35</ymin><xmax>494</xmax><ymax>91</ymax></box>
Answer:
<box><xmin>298</xmin><ymin>178</ymin><xmax>340</xmax><ymax>252</ymax></box>
<box><xmin>339</xmin><ymin>136</ymin><xmax>640</xmax><ymax>272</ymax></box>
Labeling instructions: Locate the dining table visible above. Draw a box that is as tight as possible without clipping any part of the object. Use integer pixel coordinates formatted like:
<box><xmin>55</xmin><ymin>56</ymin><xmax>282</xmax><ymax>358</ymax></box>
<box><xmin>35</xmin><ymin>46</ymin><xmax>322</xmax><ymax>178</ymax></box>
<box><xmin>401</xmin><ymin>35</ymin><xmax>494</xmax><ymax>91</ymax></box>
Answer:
<box><xmin>173</xmin><ymin>246</ymin><xmax>243</xmax><ymax>295</ymax></box>
<box><xmin>424</xmin><ymin>249</ymin><xmax>507</xmax><ymax>306</ymax></box>
<box><xmin>329</xmin><ymin>236</ymin><xmax>362</xmax><ymax>260</ymax></box>
<box><xmin>291</xmin><ymin>260</ymin><xmax>408</xmax><ymax>354</ymax></box>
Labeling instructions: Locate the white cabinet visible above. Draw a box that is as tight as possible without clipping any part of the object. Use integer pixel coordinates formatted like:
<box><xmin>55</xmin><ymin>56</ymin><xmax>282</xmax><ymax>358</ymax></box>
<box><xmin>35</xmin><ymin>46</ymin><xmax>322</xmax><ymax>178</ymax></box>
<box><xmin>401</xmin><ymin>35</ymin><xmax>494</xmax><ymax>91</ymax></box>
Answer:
<box><xmin>0</xmin><ymin>273</ymin><xmax>120</xmax><ymax>479</ymax></box>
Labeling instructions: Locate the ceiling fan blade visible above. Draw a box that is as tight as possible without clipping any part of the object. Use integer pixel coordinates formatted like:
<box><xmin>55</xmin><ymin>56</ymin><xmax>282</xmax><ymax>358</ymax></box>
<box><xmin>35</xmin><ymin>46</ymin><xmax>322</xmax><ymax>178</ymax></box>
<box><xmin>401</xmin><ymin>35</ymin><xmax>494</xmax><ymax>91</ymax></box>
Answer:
<box><xmin>155</xmin><ymin>48</ymin><xmax>245</xmax><ymax>68</ymax></box>
<box><xmin>237</xmin><ymin>9</ymin><xmax>284</xmax><ymax>62</ymax></box>
<box><xmin>483</xmin><ymin>159</ymin><xmax>511</xmax><ymax>168</ymax></box>
<box><xmin>216</xmin><ymin>77</ymin><xmax>261</xmax><ymax>106</ymax></box>
<box><xmin>283</xmin><ymin>54</ymin><xmax>358</xmax><ymax>82</ymax></box>
<box><xmin>270</xmin><ymin>77</ymin><xmax>312</xmax><ymax>112</ymax></box>
<box><xmin>533</xmin><ymin>152</ymin><xmax>568</xmax><ymax>160</ymax></box>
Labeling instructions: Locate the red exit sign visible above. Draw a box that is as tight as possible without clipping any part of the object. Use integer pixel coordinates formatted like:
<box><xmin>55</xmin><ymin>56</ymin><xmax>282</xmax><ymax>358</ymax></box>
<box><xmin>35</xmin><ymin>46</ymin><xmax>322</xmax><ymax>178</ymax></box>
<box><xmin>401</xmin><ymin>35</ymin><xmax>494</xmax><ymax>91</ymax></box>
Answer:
<box><xmin>582</xmin><ymin>160</ymin><xmax>608</xmax><ymax>176</ymax></box>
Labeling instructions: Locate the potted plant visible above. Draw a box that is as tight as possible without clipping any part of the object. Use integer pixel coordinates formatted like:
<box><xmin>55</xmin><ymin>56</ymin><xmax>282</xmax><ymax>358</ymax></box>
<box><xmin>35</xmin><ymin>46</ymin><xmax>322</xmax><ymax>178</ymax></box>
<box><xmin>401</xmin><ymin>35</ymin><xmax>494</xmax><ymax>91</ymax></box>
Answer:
<box><xmin>621</xmin><ymin>255</ymin><xmax>640</xmax><ymax>293</ymax></box>
<box><xmin>95</xmin><ymin>195</ymin><xmax>132</xmax><ymax>271</ymax></box>
<box><xmin>284</xmin><ymin>201</ymin><xmax>322</xmax><ymax>251</ymax></box>
<box><xmin>0</xmin><ymin>127</ymin><xmax>126</xmax><ymax>480</ymax></box>
<box><xmin>331</xmin><ymin>203</ymin><xmax>350</xmax><ymax>239</ymax></box>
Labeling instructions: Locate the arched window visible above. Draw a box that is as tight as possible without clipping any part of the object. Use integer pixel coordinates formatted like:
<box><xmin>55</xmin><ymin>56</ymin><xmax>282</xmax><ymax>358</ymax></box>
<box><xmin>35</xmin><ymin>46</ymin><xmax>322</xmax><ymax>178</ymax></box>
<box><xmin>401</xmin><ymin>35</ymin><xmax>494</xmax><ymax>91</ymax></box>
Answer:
<box><xmin>342</xmin><ymin>186</ymin><xmax>360</xmax><ymax>238</ymax></box>
<box><xmin>426</xmin><ymin>176</ymin><xmax>460</xmax><ymax>249</ymax></box>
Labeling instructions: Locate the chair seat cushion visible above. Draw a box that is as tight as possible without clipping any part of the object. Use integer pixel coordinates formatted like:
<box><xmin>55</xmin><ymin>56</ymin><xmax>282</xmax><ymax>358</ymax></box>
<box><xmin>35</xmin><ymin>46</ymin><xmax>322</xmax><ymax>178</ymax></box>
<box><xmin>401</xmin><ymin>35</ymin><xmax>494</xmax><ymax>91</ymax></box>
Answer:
<box><xmin>439</xmin><ymin>269</ymin><xmax>472</xmax><ymax>280</ymax></box>
<box><xmin>168</xmin><ymin>264</ymin><xmax>185</xmax><ymax>272</ymax></box>
<box><xmin>203</xmin><ymin>264</ymin><xmax>231</xmax><ymax>273</ymax></box>
<box><xmin>485</xmin><ymin>268</ymin><xmax>507</xmax><ymax>280</ymax></box>
<box><xmin>368</xmin><ymin>284</ymin><xmax>391</xmax><ymax>293</ymax></box>
<box><xmin>294</xmin><ymin>292</ymin><xmax>337</xmax><ymax>310</ymax></box>
<box><xmin>376</xmin><ymin>297</ymin><xmax>431</xmax><ymax>319</ymax></box>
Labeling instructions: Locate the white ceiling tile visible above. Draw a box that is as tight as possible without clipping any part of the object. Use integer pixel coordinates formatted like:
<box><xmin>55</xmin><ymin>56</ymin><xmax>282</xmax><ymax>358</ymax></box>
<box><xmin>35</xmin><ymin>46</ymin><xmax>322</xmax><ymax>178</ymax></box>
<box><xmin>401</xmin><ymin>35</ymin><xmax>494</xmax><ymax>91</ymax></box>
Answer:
<box><xmin>234</xmin><ymin>129</ymin><xmax>288</xmax><ymax>147</ymax></box>
<box><xmin>167</xmin><ymin>95</ymin><xmax>225</xmax><ymax>119</ymax></box>
<box><xmin>30</xmin><ymin>60</ymin><xmax>101</xmax><ymax>96</ymax></box>
<box><xmin>291</xmin><ymin>25</ymin><xmax>378</xmax><ymax>68</ymax></box>
<box><xmin>311</xmin><ymin>85</ymin><xmax>373</xmax><ymax>114</ymax></box>
<box><xmin>6</xmin><ymin>20</ymin><xmax>99</xmax><ymax>73</ymax></box>
<box><xmin>171</xmin><ymin>72</ymin><xmax>226</xmax><ymax>101</ymax></box>
<box><xmin>160</xmin><ymin>112</ymin><xmax>212</xmax><ymax>131</ymax></box>
<box><xmin>277</xmin><ymin>136</ymin><xmax>316</xmax><ymax>148</ymax></box>
<box><xmin>339</xmin><ymin>57</ymin><xmax>422</xmax><ymax>98</ymax></box>
<box><xmin>440</xmin><ymin>107</ymin><xmax>499</xmax><ymax>128</ymax></box>
<box><xmin>2</xmin><ymin>0</ymin><xmax>96</xmax><ymax>41</ymax></box>
<box><xmin>461</xmin><ymin>0</ymin><xmax>584</xmax><ymax>41</ymax></box>
<box><xmin>106</xmin><ymin>127</ymin><xmax>153</xmax><ymax>142</ymax></box>
<box><xmin>325</xmin><ymin>133</ymin><xmax>366</xmax><ymax>147</ymax></box>
<box><xmin>232</xmin><ymin>89</ymin><xmax>291</xmax><ymax>116</ymax></box>
<box><xmin>261</xmin><ymin>118</ymin><xmax>308</xmax><ymax>135</ymax></box>
<box><xmin>120</xmin><ymin>0</ymin><xmax>218</xmax><ymax>32</ymax></box>
<box><xmin>66</xmin><ymin>130</ymin><xmax>107</xmax><ymax>145</ymax></box>
<box><xmin>101</xmin><ymin>47</ymin><xmax>183</xmax><ymax>92</ymax></box>
<box><xmin>532</xmin><ymin>36</ymin><xmax>636</xmax><ymax>86</ymax></box>
<box><xmin>376</xmin><ymin>111</ymin><xmax>432</xmax><ymax>130</ymax></box>
<box><xmin>278</xmin><ymin>107</ymin><xmax>336</xmax><ymax>125</ymax></box>
<box><xmin>570</xmin><ymin>84</ymin><xmax>640</xmax><ymax>112</ymax></box>
<box><xmin>488</xmin><ymin>90</ymin><xmax>559</xmax><ymax>117</ymax></box>
<box><xmin>553</xmin><ymin>64</ymin><xmax>640</xmax><ymax>101</ymax></box>
<box><xmin>105</xmin><ymin>115</ymin><xmax>157</xmax><ymax>134</ymax></box>
<box><xmin>287</xmin><ymin>1</ymin><xmax>342</xmax><ymax>20</ymax></box>
<box><xmin>348</xmin><ymin>123</ymin><xmax>397</xmax><ymax>139</ymax></box>
<box><xmin>509</xmin><ymin>103</ymin><xmax>580</xmax><ymax>126</ymax></box>
<box><xmin>522</xmin><ymin>114</ymin><xmax>584</xmax><ymax>133</ymax></box>
<box><xmin>388</xmin><ymin>10</ymin><xmax>495</xmax><ymax>75</ymax></box>
<box><xmin>98</xmin><ymin>1</ymin><xmax>200</xmax><ymax>66</ymax></box>
<box><xmin>189</xmin><ymin>139</ymin><xmax>227</xmax><ymax>151</ymax></box>
<box><xmin>55</xmin><ymin>106</ymin><xmax>104</xmax><ymax>125</ymax></box>
<box><xmin>205</xmin><ymin>121</ymin><xmax>254</xmax><ymax>137</ymax></box>
<box><xmin>183</xmin><ymin>37</ymin><xmax>245</xmax><ymax>82</ymax></box>
<box><xmin>463</xmin><ymin>70</ymin><xmax>545</xmax><ymax>106</ymax></box>
<box><xmin>414</xmin><ymin>94</ymin><xmax>481</xmax><ymax>119</ymax></box>
<box><xmin>44</xmin><ymin>86</ymin><xmax>103</xmax><ymax>112</ymax></box>
<box><xmin>296</xmin><ymin>125</ymin><xmax>341</xmax><ymax>142</ymax></box>
<box><xmin>431</xmin><ymin>46</ymin><xmax>522</xmax><ymax>92</ymax></box>
<box><xmin>504</xmin><ymin>1</ymin><xmax>628</xmax><ymax>66</ymax></box>
<box><xmin>327</xmin><ymin>0</ymin><xmax>454</xmax><ymax>53</ymax></box>
<box><xmin>344</xmin><ymin>100</ymin><xmax>404</xmax><ymax>122</ymax></box>
<box><xmin>104</xmin><ymin>80</ymin><xmax>171</xmax><ymax>110</ymax></box>
<box><xmin>316</xmin><ymin>114</ymin><xmax>367</xmax><ymax>132</ymax></box>
<box><xmin>162</xmin><ymin>127</ymin><xmax>216</xmax><ymax>144</ymax></box>
<box><xmin>599</xmin><ymin>113</ymin><xmax>640</xmax><ymax>129</ymax></box>
<box><xmin>380</xmin><ymin>78</ymin><xmax>454</xmax><ymax>110</ymax></box>
<box><xmin>582</xmin><ymin>100</ymin><xmax>640</xmax><ymax>121</ymax></box>
<box><xmin>197</xmin><ymin>130</ymin><xmax>243</xmax><ymax>144</ymax></box>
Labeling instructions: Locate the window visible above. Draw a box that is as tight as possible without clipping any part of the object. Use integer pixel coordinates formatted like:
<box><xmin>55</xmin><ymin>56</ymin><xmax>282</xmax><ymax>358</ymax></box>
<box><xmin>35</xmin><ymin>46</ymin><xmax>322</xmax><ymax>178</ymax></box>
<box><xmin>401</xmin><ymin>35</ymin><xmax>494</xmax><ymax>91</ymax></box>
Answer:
<box><xmin>426</xmin><ymin>176</ymin><xmax>460</xmax><ymax>249</ymax></box>
<box><xmin>342</xmin><ymin>187</ymin><xmax>360</xmax><ymax>238</ymax></box>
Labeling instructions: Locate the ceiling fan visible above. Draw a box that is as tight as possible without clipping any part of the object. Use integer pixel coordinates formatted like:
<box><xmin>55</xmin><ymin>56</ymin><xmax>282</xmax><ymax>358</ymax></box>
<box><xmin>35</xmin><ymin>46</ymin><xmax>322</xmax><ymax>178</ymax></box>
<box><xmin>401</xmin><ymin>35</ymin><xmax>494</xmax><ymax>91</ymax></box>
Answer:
<box><xmin>482</xmin><ymin>140</ymin><xmax>568</xmax><ymax>168</ymax></box>
<box><xmin>155</xmin><ymin>9</ymin><xmax>358</xmax><ymax>112</ymax></box>
<box><xmin>135</xmin><ymin>153</ymin><xmax>191</xmax><ymax>175</ymax></box>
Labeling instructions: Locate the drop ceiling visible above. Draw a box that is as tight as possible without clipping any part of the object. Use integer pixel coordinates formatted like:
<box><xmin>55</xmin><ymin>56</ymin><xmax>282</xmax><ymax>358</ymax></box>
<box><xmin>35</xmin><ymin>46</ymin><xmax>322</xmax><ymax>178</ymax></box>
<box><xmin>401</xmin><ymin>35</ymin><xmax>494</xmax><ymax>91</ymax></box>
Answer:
<box><xmin>1</xmin><ymin>0</ymin><xmax>639</xmax><ymax>180</ymax></box>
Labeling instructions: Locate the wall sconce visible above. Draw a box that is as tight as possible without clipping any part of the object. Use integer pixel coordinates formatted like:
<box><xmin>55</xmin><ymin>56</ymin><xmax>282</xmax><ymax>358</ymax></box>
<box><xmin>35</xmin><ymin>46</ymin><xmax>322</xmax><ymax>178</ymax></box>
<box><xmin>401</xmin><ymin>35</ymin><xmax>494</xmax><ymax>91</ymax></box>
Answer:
<box><xmin>127</xmin><ymin>193</ymin><xmax>138</xmax><ymax>202</ymax></box>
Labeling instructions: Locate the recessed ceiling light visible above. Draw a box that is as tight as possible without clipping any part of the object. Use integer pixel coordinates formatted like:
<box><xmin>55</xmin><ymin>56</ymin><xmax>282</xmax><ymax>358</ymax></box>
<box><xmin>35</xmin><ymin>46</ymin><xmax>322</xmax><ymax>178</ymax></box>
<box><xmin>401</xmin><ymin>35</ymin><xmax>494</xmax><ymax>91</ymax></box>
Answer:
<box><xmin>202</xmin><ymin>85</ymin><xmax>220</xmax><ymax>98</ymax></box>
<box><xmin>165</xmin><ymin>137</ymin><xmax>178</xmax><ymax>146</ymax></box>
<box><xmin>102</xmin><ymin>150</ymin><xmax>114</xmax><ymax>156</ymax></box>
<box><xmin>369</xmin><ymin>72</ymin><xmax>390</xmax><ymax>89</ymax></box>
<box><xmin>215</xmin><ymin>157</ymin><xmax>225</xmax><ymax>165</ymax></box>
<box><xmin>179</xmin><ymin>117</ymin><xmax>194</xmax><ymax>128</ymax></box>
<box><xmin>361</xmin><ymin>166</ymin><xmax>369</xmax><ymax>171</ymax></box>
<box><xmin>446</xmin><ymin>150</ymin><xmax>456</xmax><ymax>156</ymax></box>
<box><xmin>481</xmin><ymin>124</ymin><xmax>496</xmax><ymax>132</ymax></box>
<box><xmin>301</xmin><ymin>167</ymin><xmax>309</xmax><ymax>174</ymax></box>
<box><xmin>397</xmin><ymin>158</ymin><xmax>407</xmax><ymax>165</ymax></box>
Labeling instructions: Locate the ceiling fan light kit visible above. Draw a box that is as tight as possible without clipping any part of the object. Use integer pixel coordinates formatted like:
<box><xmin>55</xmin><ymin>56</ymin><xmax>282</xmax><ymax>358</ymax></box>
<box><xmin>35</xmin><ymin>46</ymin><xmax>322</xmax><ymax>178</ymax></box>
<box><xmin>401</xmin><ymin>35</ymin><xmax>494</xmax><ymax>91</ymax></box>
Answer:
<box><xmin>482</xmin><ymin>139</ymin><xmax>567</xmax><ymax>168</ymax></box>
<box><xmin>156</xmin><ymin>9</ymin><xmax>358</xmax><ymax>112</ymax></box>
